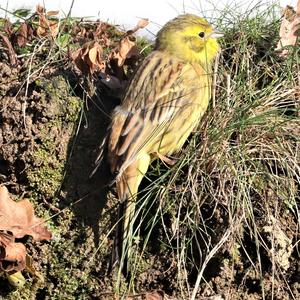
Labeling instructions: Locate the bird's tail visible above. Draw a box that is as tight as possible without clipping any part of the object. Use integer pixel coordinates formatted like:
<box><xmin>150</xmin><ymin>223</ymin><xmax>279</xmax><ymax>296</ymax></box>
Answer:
<box><xmin>114</xmin><ymin>154</ymin><xmax>151</xmax><ymax>273</ymax></box>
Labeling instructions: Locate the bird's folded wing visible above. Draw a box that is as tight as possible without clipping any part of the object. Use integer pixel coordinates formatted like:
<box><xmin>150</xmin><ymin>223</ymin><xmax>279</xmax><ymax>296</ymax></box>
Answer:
<box><xmin>108</xmin><ymin>51</ymin><xmax>204</xmax><ymax>175</ymax></box>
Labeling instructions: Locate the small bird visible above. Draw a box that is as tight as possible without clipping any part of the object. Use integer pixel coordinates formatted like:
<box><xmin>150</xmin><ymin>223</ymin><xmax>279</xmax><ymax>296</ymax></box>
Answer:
<box><xmin>93</xmin><ymin>14</ymin><xmax>222</xmax><ymax>271</ymax></box>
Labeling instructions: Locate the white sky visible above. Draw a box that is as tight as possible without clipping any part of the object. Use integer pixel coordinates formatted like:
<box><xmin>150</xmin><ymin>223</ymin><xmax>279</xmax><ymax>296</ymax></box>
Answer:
<box><xmin>0</xmin><ymin>0</ymin><xmax>298</xmax><ymax>35</ymax></box>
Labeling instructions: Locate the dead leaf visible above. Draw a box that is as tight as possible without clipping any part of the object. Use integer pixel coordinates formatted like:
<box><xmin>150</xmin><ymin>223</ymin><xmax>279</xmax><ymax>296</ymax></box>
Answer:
<box><xmin>71</xmin><ymin>41</ymin><xmax>105</xmax><ymax>76</ymax></box>
<box><xmin>15</xmin><ymin>22</ymin><xmax>34</xmax><ymax>47</ymax></box>
<box><xmin>0</xmin><ymin>186</ymin><xmax>52</xmax><ymax>241</ymax></box>
<box><xmin>119</xmin><ymin>36</ymin><xmax>139</xmax><ymax>65</ymax></box>
<box><xmin>144</xmin><ymin>291</ymin><xmax>165</xmax><ymax>300</ymax></box>
<box><xmin>128</xmin><ymin>291</ymin><xmax>168</xmax><ymax>300</ymax></box>
<box><xmin>0</xmin><ymin>33</ymin><xmax>17</xmax><ymax>65</ymax></box>
<box><xmin>0</xmin><ymin>231</ymin><xmax>26</xmax><ymax>272</ymax></box>
<box><xmin>46</xmin><ymin>11</ymin><xmax>59</xmax><ymax>17</ymax></box>
<box><xmin>25</xmin><ymin>254</ymin><xmax>44</xmax><ymax>281</ymax></box>
<box><xmin>3</xmin><ymin>20</ymin><xmax>13</xmax><ymax>37</ymax></box>
<box><xmin>109</xmin><ymin>35</ymin><xmax>139</xmax><ymax>80</ymax></box>
<box><xmin>88</xmin><ymin>47</ymin><xmax>99</xmax><ymax>65</ymax></box>
<box><xmin>126</xmin><ymin>18</ymin><xmax>149</xmax><ymax>35</ymax></box>
<box><xmin>276</xmin><ymin>3</ymin><xmax>300</xmax><ymax>56</ymax></box>
<box><xmin>136</xmin><ymin>19</ymin><xmax>149</xmax><ymax>30</ymax></box>
<box><xmin>36</xmin><ymin>4</ymin><xmax>45</xmax><ymax>14</ymax></box>
<box><xmin>36</xmin><ymin>4</ymin><xmax>59</xmax><ymax>37</ymax></box>
<box><xmin>108</xmin><ymin>19</ymin><xmax>147</xmax><ymax>79</ymax></box>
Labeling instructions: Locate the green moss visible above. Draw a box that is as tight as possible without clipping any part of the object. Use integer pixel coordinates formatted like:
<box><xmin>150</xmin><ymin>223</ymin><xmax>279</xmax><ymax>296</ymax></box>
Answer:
<box><xmin>27</xmin><ymin>165</ymin><xmax>63</xmax><ymax>197</ymax></box>
<box><xmin>27</xmin><ymin>76</ymin><xmax>81</xmax><ymax>199</ymax></box>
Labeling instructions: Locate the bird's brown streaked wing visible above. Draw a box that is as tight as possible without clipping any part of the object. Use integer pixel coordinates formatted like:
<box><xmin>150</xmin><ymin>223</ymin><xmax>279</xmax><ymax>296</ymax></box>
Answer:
<box><xmin>108</xmin><ymin>51</ymin><xmax>206</xmax><ymax>176</ymax></box>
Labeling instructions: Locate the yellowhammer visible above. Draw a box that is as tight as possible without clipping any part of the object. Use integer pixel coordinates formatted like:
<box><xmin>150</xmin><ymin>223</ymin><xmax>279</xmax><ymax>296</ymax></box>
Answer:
<box><xmin>93</xmin><ymin>14</ymin><xmax>222</xmax><ymax>269</ymax></box>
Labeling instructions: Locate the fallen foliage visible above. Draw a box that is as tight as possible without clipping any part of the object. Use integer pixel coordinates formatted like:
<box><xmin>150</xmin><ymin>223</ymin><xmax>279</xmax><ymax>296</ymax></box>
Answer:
<box><xmin>276</xmin><ymin>0</ymin><xmax>300</xmax><ymax>56</ymax></box>
<box><xmin>36</xmin><ymin>4</ymin><xmax>59</xmax><ymax>38</ymax></box>
<box><xmin>0</xmin><ymin>232</ymin><xmax>26</xmax><ymax>272</ymax></box>
<box><xmin>71</xmin><ymin>18</ymin><xmax>148</xmax><ymax>78</ymax></box>
<box><xmin>109</xmin><ymin>18</ymin><xmax>149</xmax><ymax>79</ymax></box>
<box><xmin>101</xmin><ymin>290</ymin><xmax>172</xmax><ymax>300</ymax></box>
<box><xmin>72</xmin><ymin>41</ymin><xmax>106</xmax><ymax>76</ymax></box>
<box><xmin>14</xmin><ymin>22</ymin><xmax>34</xmax><ymax>47</ymax></box>
<box><xmin>0</xmin><ymin>186</ymin><xmax>52</xmax><ymax>273</ymax></box>
<box><xmin>0</xmin><ymin>32</ymin><xmax>17</xmax><ymax>65</ymax></box>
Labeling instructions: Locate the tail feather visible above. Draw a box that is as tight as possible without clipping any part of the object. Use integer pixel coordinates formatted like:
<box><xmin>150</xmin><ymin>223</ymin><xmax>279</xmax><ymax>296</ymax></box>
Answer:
<box><xmin>115</xmin><ymin>154</ymin><xmax>151</xmax><ymax>273</ymax></box>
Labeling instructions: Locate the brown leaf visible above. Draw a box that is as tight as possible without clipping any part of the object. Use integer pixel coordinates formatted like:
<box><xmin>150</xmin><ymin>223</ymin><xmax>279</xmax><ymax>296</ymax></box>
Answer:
<box><xmin>4</xmin><ymin>20</ymin><xmax>13</xmax><ymax>37</ymax></box>
<box><xmin>276</xmin><ymin>4</ymin><xmax>300</xmax><ymax>56</ymax></box>
<box><xmin>16</xmin><ymin>23</ymin><xmax>28</xmax><ymax>47</ymax></box>
<box><xmin>72</xmin><ymin>41</ymin><xmax>105</xmax><ymax>76</ymax></box>
<box><xmin>137</xmin><ymin>18</ymin><xmax>149</xmax><ymax>29</ymax></box>
<box><xmin>36</xmin><ymin>4</ymin><xmax>45</xmax><ymax>14</ymax></box>
<box><xmin>36</xmin><ymin>4</ymin><xmax>58</xmax><ymax>37</ymax></box>
<box><xmin>71</xmin><ymin>48</ymin><xmax>90</xmax><ymax>75</ymax></box>
<box><xmin>144</xmin><ymin>291</ymin><xmax>164</xmax><ymax>300</ymax></box>
<box><xmin>37</xmin><ymin>17</ymin><xmax>58</xmax><ymax>37</ymax></box>
<box><xmin>36</xmin><ymin>4</ymin><xmax>46</xmax><ymax>14</ymax></box>
<box><xmin>108</xmin><ymin>20</ymin><xmax>143</xmax><ymax>80</ymax></box>
<box><xmin>0</xmin><ymin>232</ymin><xmax>26</xmax><ymax>272</ymax></box>
<box><xmin>119</xmin><ymin>36</ymin><xmax>139</xmax><ymax>63</ymax></box>
<box><xmin>0</xmin><ymin>186</ymin><xmax>52</xmax><ymax>241</ymax></box>
<box><xmin>46</xmin><ymin>10</ymin><xmax>59</xmax><ymax>17</ymax></box>
<box><xmin>15</xmin><ymin>22</ymin><xmax>34</xmax><ymax>47</ymax></box>
<box><xmin>110</xmin><ymin>36</ymin><xmax>139</xmax><ymax>68</ymax></box>
<box><xmin>88</xmin><ymin>46</ymin><xmax>99</xmax><ymax>65</ymax></box>
<box><xmin>0</xmin><ymin>33</ymin><xmax>17</xmax><ymax>65</ymax></box>
<box><xmin>127</xmin><ymin>18</ymin><xmax>149</xmax><ymax>35</ymax></box>
<box><xmin>133</xmin><ymin>18</ymin><xmax>149</xmax><ymax>33</ymax></box>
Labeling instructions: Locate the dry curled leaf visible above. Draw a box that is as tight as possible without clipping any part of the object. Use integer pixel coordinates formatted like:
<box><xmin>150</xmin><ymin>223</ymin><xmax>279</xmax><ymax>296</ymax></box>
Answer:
<box><xmin>109</xmin><ymin>18</ymin><xmax>148</xmax><ymax>79</ymax></box>
<box><xmin>109</xmin><ymin>36</ymin><xmax>139</xmax><ymax>80</ymax></box>
<box><xmin>126</xmin><ymin>18</ymin><xmax>149</xmax><ymax>35</ymax></box>
<box><xmin>36</xmin><ymin>4</ymin><xmax>59</xmax><ymax>37</ymax></box>
<box><xmin>276</xmin><ymin>2</ymin><xmax>300</xmax><ymax>56</ymax></box>
<box><xmin>15</xmin><ymin>22</ymin><xmax>34</xmax><ymax>47</ymax></box>
<box><xmin>125</xmin><ymin>291</ymin><xmax>171</xmax><ymax>300</ymax></box>
<box><xmin>143</xmin><ymin>291</ymin><xmax>165</xmax><ymax>300</ymax></box>
<box><xmin>72</xmin><ymin>41</ymin><xmax>106</xmax><ymax>76</ymax></box>
<box><xmin>0</xmin><ymin>231</ymin><xmax>26</xmax><ymax>272</ymax></box>
<box><xmin>0</xmin><ymin>33</ymin><xmax>17</xmax><ymax>65</ymax></box>
<box><xmin>0</xmin><ymin>186</ymin><xmax>52</xmax><ymax>241</ymax></box>
<box><xmin>116</xmin><ymin>36</ymin><xmax>139</xmax><ymax>66</ymax></box>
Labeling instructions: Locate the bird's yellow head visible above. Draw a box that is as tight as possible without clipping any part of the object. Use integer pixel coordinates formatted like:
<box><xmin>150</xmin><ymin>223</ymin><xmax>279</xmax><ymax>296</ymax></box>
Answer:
<box><xmin>155</xmin><ymin>14</ymin><xmax>221</xmax><ymax>66</ymax></box>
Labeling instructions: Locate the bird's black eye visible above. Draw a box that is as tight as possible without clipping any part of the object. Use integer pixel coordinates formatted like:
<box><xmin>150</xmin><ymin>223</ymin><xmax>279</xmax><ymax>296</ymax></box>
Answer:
<box><xmin>198</xmin><ymin>32</ymin><xmax>205</xmax><ymax>38</ymax></box>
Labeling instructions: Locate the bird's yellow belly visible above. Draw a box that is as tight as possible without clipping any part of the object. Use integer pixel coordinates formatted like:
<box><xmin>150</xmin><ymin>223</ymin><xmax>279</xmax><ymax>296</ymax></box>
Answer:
<box><xmin>151</xmin><ymin>97</ymin><xmax>209</xmax><ymax>156</ymax></box>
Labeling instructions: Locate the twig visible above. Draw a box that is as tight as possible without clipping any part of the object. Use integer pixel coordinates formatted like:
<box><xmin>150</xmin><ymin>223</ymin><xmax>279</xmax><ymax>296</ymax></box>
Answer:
<box><xmin>190</xmin><ymin>227</ymin><xmax>232</xmax><ymax>300</ymax></box>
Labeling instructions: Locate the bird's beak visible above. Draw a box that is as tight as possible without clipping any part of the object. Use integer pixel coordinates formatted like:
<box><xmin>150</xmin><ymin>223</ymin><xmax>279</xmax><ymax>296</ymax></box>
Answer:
<box><xmin>209</xmin><ymin>31</ymin><xmax>224</xmax><ymax>39</ymax></box>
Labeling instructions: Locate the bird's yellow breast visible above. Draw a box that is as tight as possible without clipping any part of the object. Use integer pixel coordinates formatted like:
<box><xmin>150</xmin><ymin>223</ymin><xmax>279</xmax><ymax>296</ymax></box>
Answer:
<box><xmin>145</xmin><ymin>62</ymin><xmax>211</xmax><ymax>156</ymax></box>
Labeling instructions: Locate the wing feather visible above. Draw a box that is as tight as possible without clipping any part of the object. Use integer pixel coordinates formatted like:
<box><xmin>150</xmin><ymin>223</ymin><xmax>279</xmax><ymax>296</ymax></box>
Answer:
<box><xmin>107</xmin><ymin>51</ymin><xmax>208</xmax><ymax>176</ymax></box>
